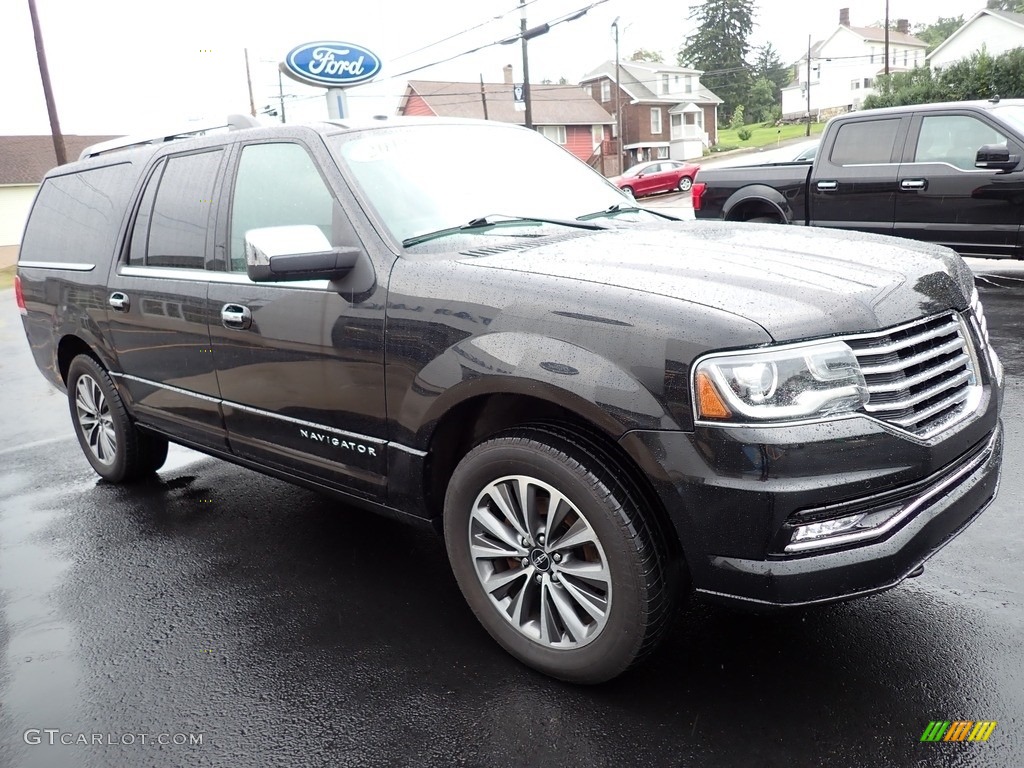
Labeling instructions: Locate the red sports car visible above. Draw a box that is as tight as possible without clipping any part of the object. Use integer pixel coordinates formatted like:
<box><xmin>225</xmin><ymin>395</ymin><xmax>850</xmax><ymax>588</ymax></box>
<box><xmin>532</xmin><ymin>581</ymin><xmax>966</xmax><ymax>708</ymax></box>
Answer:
<box><xmin>610</xmin><ymin>159</ymin><xmax>701</xmax><ymax>198</ymax></box>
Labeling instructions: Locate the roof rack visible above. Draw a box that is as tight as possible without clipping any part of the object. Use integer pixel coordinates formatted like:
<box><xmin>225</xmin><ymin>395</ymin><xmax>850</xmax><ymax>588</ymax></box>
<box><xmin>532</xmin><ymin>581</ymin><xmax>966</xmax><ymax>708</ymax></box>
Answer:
<box><xmin>79</xmin><ymin>114</ymin><xmax>262</xmax><ymax>160</ymax></box>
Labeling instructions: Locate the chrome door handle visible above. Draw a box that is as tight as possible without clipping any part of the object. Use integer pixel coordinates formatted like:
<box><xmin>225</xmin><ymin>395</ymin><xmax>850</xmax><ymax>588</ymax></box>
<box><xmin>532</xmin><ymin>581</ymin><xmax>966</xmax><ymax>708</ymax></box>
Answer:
<box><xmin>900</xmin><ymin>179</ymin><xmax>927</xmax><ymax>191</ymax></box>
<box><xmin>816</xmin><ymin>180</ymin><xmax>838</xmax><ymax>192</ymax></box>
<box><xmin>108</xmin><ymin>292</ymin><xmax>130</xmax><ymax>311</ymax></box>
<box><xmin>221</xmin><ymin>304</ymin><xmax>252</xmax><ymax>330</ymax></box>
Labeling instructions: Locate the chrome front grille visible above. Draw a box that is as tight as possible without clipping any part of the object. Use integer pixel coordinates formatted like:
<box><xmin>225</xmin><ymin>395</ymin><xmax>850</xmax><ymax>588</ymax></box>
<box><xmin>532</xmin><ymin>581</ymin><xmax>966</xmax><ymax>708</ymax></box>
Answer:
<box><xmin>846</xmin><ymin>312</ymin><xmax>980</xmax><ymax>438</ymax></box>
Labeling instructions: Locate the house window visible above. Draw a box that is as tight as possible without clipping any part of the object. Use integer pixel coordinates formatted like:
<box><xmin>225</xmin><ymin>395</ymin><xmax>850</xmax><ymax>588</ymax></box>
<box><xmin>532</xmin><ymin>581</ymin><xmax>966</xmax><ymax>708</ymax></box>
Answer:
<box><xmin>851</xmin><ymin>79</ymin><xmax>861</xmax><ymax>90</ymax></box>
<box><xmin>651</xmin><ymin>107</ymin><xmax>662</xmax><ymax>134</ymax></box>
<box><xmin>592</xmin><ymin>124</ymin><xmax>604</xmax><ymax>148</ymax></box>
<box><xmin>671</xmin><ymin>113</ymin><xmax>683</xmax><ymax>140</ymax></box>
<box><xmin>870</xmin><ymin>47</ymin><xmax>876</xmax><ymax>64</ymax></box>
<box><xmin>864</xmin><ymin>77</ymin><xmax>873</xmax><ymax>88</ymax></box>
<box><xmin>661</xmin><ymin>74</ymin><xmax>670</xmax><ymax>94</ymax></box>
<box><xmin>601</xmin><ymin>80</ymin><xmax>611</xmax><ymax>102</ymax></box>
<box><xmin>656</xmin><ymin>147</ymin><xmax>669</xmax><ymax>159</ymax></box>
<box><xmin>539</xmin><ymin>125</ymin><xmax>567</xmax><ymax>144</ymax></box>
<box><xmin>685</xmin><ymin>75</ymin><xmax>693</xmax><ymax>94</ymax></box>
<box><xmin>903</xmin><ymin>50</ymin><xmax>908</xmax><ymax>66</ymax></box>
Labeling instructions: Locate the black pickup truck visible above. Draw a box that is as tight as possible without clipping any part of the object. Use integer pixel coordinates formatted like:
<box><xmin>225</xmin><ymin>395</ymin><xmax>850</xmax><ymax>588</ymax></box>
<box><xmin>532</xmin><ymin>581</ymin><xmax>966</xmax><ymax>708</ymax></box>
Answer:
<box><xmin>692</xmin><ymin>99</ymin><xmax>1024</xmax><ymax>259</ymax></box>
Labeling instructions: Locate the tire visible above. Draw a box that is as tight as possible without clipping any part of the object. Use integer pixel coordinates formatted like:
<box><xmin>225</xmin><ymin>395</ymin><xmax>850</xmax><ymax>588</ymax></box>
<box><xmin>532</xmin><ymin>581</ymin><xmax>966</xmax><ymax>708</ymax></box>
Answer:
<box><xmin>745</xmin><ymin>215</ymin><xmax>782</xmax><ymax>223</ymax></box>
<box><xmin>677</xmin><ymin>176</ymin><xmax>693</xmax><ymax>192</ymax></box>
<box><xmin>622</xmin><ymin>186</ymin><xmax>635</xmax><ymax>198</ymax></box>
<box><xmin>67</xmin><ymin>355</ymin><xmax>168</xmax><ymax>482</ymax></box>
<box><xmin>443</xmin><ymin>426</ymin><xmax>673</xmax><ymax>683</ymax></box>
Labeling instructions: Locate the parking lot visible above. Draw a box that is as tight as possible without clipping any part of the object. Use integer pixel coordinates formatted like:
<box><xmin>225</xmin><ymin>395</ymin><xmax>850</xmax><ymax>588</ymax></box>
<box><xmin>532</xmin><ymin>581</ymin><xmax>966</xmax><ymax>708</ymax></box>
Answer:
<box><xmin>1</xmin><ymin>265</ymin><xmax>1022</xmax><ymax>767</ymax></box>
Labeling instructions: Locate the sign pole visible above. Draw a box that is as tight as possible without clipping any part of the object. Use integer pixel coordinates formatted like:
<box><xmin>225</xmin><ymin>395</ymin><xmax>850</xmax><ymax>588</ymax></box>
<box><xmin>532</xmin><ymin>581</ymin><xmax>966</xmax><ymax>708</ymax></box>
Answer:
<box><xmin>327</xmin><ymin>88</ymin><xmax>348</xmax><ymax>120</ymax></box>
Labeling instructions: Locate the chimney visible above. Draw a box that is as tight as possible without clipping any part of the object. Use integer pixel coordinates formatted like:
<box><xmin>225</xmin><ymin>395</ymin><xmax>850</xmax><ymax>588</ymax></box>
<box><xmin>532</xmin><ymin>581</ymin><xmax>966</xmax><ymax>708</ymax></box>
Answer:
<box><xmin>839</xmin><ymin>7</ymin><xmax>850</xmax><ymax>27</ymax></box>
<box><xmin>896</xmin><ymin>18</ymin><xmax>909</xmax><ymax>34</ymax></box>
<box><xmin>503</xmin><ymin>65</ymin><xmax>513</xmax><ymax>85</ymax></box>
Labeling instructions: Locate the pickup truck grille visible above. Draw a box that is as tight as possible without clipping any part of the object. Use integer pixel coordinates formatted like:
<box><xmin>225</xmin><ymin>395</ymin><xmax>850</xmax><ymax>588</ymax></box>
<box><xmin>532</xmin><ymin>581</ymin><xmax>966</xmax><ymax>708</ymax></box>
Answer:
<box><xmin>846</xmin><ymin>312</ymin><xmax>980</xmax><ymax>439</ymax></box>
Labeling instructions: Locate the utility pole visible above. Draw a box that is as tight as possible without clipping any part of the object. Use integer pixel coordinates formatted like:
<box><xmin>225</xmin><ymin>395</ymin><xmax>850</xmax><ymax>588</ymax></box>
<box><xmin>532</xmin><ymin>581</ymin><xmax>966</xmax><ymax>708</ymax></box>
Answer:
<box><xmin>520</xmin><ymin>0</ymin><xmax>533</xmax><ymax>130</ymax></box>
<box><xmin>612</xmin><ymin>18</ymin><xmax>622</xmax><ymax>173</ymax></box>
<box><xmin>244</xmin><ymin>48</ymin><xmax>257</xmax><ymax>117</ymax></box>
<box><xmin>806</xmin><ymin>35</ymin><xmax>812</xmax><ymax>137</ymax></box>
<box><xmin>277</xmin><ymin>68</ymin><xmax>286</xmax><ymax>124</ymax></box>
<box><xmin>479</xmin><ymin>74</ymin><xmax>489</xmax><ymax>120</ymax></box>
<box><xmin>27</xmin><ymin>0</ymin><xmax>66</xmax><ymax>165</ymax></box>
<box><xmin>884</xmin><ymin>0</ymin><xmax>890</xmax><ymax>77</ymax></box>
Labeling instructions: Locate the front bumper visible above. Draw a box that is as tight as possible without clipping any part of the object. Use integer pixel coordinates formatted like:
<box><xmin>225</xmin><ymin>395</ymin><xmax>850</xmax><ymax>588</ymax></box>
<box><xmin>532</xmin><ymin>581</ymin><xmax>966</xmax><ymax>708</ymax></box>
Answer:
<box><xmin>620</xmin><ymin>408</ymin><xmax>1003</xmax><ymax>608</ymax></box>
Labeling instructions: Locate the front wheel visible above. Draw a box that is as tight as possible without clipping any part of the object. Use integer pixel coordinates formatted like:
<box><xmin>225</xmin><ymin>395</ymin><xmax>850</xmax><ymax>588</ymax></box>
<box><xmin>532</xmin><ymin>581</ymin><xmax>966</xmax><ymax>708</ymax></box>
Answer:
<box><xmin>677</xmin><ymin>176</ymin><xmax>693</xmax><ymax>192</ymax></box>
<box><xmin>621</xmin><ymin>185</ymin><xmax>635</xmax><ymax>198</ymax></box>
<box><xmin>67</xmin><ymin>355</ymin><xmax>168</xmax><ymax>483</ymax></box>
<box><xmin>443</xmin><ymin>427</ymin><xmax>672</xmax><ymax>683</ymax></box>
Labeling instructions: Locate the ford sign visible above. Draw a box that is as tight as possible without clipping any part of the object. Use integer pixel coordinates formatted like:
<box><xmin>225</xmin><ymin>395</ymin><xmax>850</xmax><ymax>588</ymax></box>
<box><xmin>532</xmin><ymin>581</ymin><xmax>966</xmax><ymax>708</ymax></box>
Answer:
<box><xmin>282</xmin><ymin>42</ymin><xmax>382</xmax><ymax>87</ymax></box>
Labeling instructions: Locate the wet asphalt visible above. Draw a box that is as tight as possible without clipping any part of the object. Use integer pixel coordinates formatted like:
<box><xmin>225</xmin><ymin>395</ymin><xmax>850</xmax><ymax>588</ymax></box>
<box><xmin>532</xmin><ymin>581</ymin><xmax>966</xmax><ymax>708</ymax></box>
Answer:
<box><xmin>0</xmin><ymin>266</ymin><xmax>1022</xmax><ymax>768</ymax></box>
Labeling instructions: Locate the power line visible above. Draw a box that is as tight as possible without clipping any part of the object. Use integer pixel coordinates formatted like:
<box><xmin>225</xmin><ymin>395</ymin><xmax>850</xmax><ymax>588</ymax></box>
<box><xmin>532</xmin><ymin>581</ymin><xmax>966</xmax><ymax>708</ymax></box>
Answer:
<box><xmin>391</xmin><ymin>0</ymin><xmax>544</xmax><ymax>62</ymax></box>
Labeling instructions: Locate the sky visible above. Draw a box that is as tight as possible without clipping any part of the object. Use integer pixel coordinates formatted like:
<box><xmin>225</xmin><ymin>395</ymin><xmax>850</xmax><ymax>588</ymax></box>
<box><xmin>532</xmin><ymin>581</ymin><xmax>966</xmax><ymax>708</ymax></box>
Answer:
<box><xmin>2</xmin><ymin>0</ymin><xmax>987</xmax><ymax>136</ymax></box>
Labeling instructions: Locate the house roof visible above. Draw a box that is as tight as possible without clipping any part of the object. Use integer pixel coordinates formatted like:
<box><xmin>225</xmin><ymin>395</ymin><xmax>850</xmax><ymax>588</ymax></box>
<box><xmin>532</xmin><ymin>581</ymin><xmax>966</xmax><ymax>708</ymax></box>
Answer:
<box><xmin>846</xmin><ymin>26</ymin><xmax>927</xmax><ymax>47</ymax></box>
<box><xmin>927</xmin><ymin>9</ymin><xmax>1024</xmax><ymax>64</ymax></box>
<box><xmin>0</xmin><ymin>135</ymin><xmax>119</xmax><ymax>185</ymax></box>
<box><xmin>579</xmin><ymin>60</ymin><xmax>723</xmax><ymax>105</ymax></box>
<box><xmin>399</xmin><ymin>80</ymin><xmax>613</xmax><ymax>125</ymax></box>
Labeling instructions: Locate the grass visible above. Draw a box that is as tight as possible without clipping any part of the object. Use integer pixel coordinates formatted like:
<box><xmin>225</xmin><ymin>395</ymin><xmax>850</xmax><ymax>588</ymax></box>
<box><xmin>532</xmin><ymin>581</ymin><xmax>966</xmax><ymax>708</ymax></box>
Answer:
<box><xmin>0</xmin><ymin>266</ymin><xmax>14</xmax><ymax>290</ymax></box>
<box><xmin>714</xmin><ymin>122</ymin><xmax>825</xmax><ymax>151</ymax></box>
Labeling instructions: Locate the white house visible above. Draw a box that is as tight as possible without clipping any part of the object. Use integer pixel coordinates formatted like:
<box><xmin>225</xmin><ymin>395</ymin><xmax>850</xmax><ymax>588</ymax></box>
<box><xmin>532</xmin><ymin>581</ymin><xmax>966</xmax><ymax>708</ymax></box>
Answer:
<box><xmin>781</xmin><ymin>7</ymin><xmax>928</xmax><ymax>120</ymax></box>
<box><xmin>928</xmin><ymin>8</ymin><xmax>1024</xmax><ymax>70</ymax></box>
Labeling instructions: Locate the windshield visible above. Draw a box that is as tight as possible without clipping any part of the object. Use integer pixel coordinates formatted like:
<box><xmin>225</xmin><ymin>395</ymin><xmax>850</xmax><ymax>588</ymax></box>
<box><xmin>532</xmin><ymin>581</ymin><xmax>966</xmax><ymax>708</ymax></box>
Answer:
<box><xmin>989</xmin><ymin>105</ymin><xmax>1024</xmax><ymax>137</ymax></box>
<box><xmin>330</xmin><ymin>123</ymin><xmax>630</xmax><ymax>246</ymax></box>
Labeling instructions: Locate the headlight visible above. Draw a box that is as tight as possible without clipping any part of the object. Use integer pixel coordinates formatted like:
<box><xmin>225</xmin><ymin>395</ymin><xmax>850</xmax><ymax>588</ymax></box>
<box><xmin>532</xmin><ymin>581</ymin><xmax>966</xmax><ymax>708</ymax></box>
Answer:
<box><xmin>694</xmin><ymin>340</ymin><xmax>868</xmax><ymax>423</ymax></box>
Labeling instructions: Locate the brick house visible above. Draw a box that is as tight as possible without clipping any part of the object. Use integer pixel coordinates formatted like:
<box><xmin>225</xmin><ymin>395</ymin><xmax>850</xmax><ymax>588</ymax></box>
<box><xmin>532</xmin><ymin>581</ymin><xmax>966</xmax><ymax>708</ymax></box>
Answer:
<box><xmin>579</xmin><ymin>61</ymin><xmax>722</xmax><ymax>167</ymax></box>
<box><xmin>398</xmin><ymin>69</ymin><xmax>615</xmax><ymax>170</ymax></box>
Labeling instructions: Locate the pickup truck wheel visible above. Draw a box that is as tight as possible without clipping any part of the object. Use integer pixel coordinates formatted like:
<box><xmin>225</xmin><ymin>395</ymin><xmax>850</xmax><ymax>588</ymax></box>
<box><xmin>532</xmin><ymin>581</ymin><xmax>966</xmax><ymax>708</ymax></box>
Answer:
<box><xmin>745</xmin><ymin>215</ymin><xmax>782</xmax><ymax>223</ymax></box>
<box><xmin>677</xmin><ymin>176</ymin><xmax>693</xmax><ymax>192</ymax></box>
<box><xmin>67</xmin><ymin>355</ymin><xmax>167</xmax><ymax>482</ymax></box>
<box><xmin>444</xmin><ymin>427</ymin><xmax>671</xmax><ymax>683</ymax></box>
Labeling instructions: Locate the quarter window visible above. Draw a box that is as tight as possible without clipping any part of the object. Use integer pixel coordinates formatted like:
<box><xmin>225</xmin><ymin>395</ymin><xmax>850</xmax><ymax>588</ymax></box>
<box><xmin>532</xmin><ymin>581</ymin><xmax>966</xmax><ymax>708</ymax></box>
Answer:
<box><xmin>129</xmin><ymin>150</ymin><xmax>223</xmax><ymax>269</ymax></box>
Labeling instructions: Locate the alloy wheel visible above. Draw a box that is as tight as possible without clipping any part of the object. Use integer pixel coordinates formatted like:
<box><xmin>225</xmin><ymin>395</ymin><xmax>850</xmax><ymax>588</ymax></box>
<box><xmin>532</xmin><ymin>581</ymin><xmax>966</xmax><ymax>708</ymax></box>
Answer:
<box><xmin>75</xmin><ymin>374</ymin><xmax>117</xmax><ymax>465</ymax></box>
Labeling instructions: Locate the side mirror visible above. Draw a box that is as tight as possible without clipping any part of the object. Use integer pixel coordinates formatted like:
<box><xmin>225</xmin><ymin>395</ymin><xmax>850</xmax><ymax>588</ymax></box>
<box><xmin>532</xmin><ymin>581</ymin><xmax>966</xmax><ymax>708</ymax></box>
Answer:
<box><xmin>975</xmin><ymin>144</ymin><xmax>1020</xmax><ymax>174</ymax></box>
<box><xmin>245</xmin><ymin>225</ymin><xmax>361</xmax><ymax>282</ymax></box>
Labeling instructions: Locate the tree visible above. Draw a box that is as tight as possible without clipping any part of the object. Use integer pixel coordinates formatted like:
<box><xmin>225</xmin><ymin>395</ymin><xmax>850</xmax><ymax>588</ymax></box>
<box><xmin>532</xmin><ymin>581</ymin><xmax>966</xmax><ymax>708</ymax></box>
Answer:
<box><xmin>987</xmin><ymin>0</ymin><xmax>1024</xmax><ymax>11</ymax></box>
<box><xmin>913</xmin><ymin>16</ymin><xmax>965</xmax><ymax>52</ymax></box>
<box><xmin>745</xmin><ymin>77</ymin><xmax>777</xmax><ymax>123</ymax></box>
<box><xmin>752</xmin><ymin>43</ymin><xmax>790</xmax><ymax>101</ymax></box>
<box><xmin>678</xmin><ymin>0</ymin><xmax>756</xmax><ymax>122</ymax></box>
<box><xmin>630</xmin><ymin>48</ymin><xmax>664</xmax><ymax>63</ymax></box>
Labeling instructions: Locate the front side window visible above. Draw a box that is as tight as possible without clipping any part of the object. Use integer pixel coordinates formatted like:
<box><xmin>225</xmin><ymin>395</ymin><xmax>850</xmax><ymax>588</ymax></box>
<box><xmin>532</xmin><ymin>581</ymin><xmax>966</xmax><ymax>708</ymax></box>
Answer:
<box><xmin>915</xmin><ymin>115</ymin><xmax>1007</xmax><ymax>170</ymax></box>
<box><xmin>229</xmin><ymin>142</ymin><xmax>351</xmax><ymax>272</ymax></box>
<box><xmin>651</xmin><ymin>108</ymin><xmax>662</xmax><ymax>135</ymax></box>
<box><xmin>129</xmin><ymin>150</ymin><xmax>223</xmax><ymax>269</ymax></box>
<box><xmin>829</xmin><ymin>119</ymin><xmax>901</xmax><ymax>165</ymax></box>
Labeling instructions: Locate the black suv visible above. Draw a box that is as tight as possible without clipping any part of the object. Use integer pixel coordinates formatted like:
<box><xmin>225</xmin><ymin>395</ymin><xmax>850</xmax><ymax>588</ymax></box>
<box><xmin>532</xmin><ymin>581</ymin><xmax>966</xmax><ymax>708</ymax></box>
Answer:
<box><xmin>16</xmin><ymin>116</ymin><xmax>1004</xmax><ymax>683</ymax></box>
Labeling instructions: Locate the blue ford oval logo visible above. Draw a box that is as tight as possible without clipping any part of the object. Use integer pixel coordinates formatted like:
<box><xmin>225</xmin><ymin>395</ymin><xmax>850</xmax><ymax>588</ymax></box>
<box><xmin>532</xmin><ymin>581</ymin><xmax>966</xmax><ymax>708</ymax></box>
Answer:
<box><xmin>283</xmin><ymin>41</ymin><xmax>382</xmax><ymax>87</ymax></box>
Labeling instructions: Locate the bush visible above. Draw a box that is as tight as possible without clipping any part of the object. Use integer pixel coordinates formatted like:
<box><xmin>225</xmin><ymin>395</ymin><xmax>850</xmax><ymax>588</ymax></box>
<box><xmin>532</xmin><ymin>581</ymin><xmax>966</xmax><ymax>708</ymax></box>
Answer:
<box><xmin>737</xmin><ymin>127</ymin><xmax>753</xmax><ymax>141</ymax></box>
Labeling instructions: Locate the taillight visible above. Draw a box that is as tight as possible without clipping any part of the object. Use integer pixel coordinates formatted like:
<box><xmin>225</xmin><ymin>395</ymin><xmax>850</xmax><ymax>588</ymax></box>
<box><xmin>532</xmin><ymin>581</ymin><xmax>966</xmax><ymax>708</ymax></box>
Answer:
<box><xmin>14</xmin><ymin>274</ymin><xmax>27</xmax><ymax>316</ymax></box>
<box><xmin>691</xmin><ymin>182</ymin><xmax>706</xmax><ymax>211</ymax></box>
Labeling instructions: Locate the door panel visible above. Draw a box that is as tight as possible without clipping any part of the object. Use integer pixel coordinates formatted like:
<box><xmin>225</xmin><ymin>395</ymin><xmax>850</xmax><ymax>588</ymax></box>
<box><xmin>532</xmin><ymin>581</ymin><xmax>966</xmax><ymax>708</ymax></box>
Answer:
<box><xmin>106</xmin><ymin>150</ymin><xmax>227</xmax><ymax>448</ymax></box>
<box><xmin>894</xmin><ymin>112</ymin><xmax>1024</xmax><ymax>258</ymax></box>
<box><xmin>810</xmin><ymin>117</ymin><xmax>905</xmax><ymax>236</ymax></box>
<box><xmin>210</xmin><ymin>140</ymin><xmax>388</xmax><ymax>500</ymax></box>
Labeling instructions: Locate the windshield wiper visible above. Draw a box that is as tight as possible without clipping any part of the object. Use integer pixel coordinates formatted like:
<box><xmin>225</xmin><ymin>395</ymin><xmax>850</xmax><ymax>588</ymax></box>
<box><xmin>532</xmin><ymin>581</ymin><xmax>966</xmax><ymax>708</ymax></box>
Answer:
<box><xmin>402</xmin><ymin>213</ymin><xmax>605</xmax><ymax>248</ymax></box>
<box><xmin>577</xmin><ymin>204</ymin><xmax>681</xmax><ymax>222</ymax></box>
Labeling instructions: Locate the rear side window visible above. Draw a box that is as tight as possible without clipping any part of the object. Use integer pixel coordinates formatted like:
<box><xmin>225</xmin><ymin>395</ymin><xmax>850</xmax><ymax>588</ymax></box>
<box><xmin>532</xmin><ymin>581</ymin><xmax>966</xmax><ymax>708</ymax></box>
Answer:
<box><xmin>829</xmin><ymin>119</ymin><xmax>901</xmax><ymax>165</ymax></box>
<box><xmin>128</xmin><ymin>150</ymin><xmax>223</xmax><ymax>269</ymax></box>
<box><xmin>20</xmin><ymin>163</ymin><xmax>136</xmax><ymax>266</ymax></box>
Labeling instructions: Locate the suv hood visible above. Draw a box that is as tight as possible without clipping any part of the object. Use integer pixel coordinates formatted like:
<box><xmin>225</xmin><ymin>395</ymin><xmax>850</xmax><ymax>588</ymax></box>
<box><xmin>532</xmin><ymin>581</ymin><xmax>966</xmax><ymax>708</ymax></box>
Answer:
<box><xmin>462</xmin><ymin>221</ymin><xmax>974</xmax><ymax>341</ymax></box>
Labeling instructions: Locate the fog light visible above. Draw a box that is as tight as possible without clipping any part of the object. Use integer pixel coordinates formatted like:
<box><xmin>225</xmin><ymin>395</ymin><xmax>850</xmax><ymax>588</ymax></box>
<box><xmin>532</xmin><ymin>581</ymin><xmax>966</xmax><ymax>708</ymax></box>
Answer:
<box><xmin>791</xmin><ymin>514</ymin><xmax>866</xmax><ymax>544</ymax></box>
